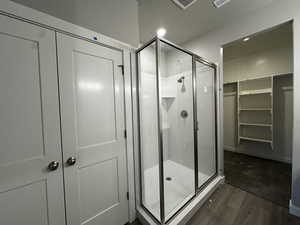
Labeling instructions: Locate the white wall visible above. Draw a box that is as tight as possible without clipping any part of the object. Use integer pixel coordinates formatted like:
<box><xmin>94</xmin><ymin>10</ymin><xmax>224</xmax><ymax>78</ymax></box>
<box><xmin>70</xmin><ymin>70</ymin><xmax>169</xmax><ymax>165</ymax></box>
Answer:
<box><xmin>224</xmin><ymin>47</ymin><xmax>293</xmax><ymax>83</ymax></box>
<box><xmin>181</xmin><ymin>0</ymin><xmax>300</xmax><ymax>210</ymax></box>
<box><xmin>166</xmin><ymin>72</ymin><xmax>195</xmax><ymax>170</ymax></box>
<box><xmin>10</xmin><ymin>0</ymin><xmax>139</xmax><ymax>47</ymax></box>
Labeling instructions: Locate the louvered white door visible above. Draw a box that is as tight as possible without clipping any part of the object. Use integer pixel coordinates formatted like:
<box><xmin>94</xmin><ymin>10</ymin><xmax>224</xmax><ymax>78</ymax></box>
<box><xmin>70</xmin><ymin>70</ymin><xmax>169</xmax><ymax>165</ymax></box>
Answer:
<box><xmin>0</xmin><ymin>15</ymin><xmax>65</xmax><ymax>225</ymax></box>
<box><xmin>57</xmin><ymin>33</ymin><xmax>128</xmax><ymax>225</ymax></box>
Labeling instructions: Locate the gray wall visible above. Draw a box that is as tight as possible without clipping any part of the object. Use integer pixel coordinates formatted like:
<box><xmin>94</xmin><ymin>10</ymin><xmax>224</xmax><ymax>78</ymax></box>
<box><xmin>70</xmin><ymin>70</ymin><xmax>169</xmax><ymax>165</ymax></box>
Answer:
<box><xmin>181</xmin><ymin>0</ymin><xmax>300</xmax><ymax>209</ymax></box>
<box><xmin>273</xmin><ymin>75</ymin><xmax>293</xmax><ymax>162</ymax></box>
<box><xmin>10</xmin><ymin>0</ymin><xmax>139</xmax><ymax>47</ymax></box>
<box><xmin>224</xmin><ymin>75</ymin><xmax>293</xmax><ymax>163</ymax></box>
<box><xmin>224</xmin><ymin>46</ymin><xmax>293</xmax><ymax>83</ymax></box>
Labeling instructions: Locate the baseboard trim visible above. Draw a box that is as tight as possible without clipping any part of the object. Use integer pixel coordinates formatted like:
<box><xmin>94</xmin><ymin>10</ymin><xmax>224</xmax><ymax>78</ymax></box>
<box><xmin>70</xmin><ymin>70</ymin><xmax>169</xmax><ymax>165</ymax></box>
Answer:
<box><xmin>224</xmin><ymin>145</ymin><xmax>236</xmax><ymax>152</ymax></box>
<box><xmin>289</xmin><ymin>200</ymin><xmax>300</xmax><ymax>217</ymax></box>
<box><xmin>225</xmin><ymin>149</ymin><xmax>291</xmax><ymax>164</ymax></box>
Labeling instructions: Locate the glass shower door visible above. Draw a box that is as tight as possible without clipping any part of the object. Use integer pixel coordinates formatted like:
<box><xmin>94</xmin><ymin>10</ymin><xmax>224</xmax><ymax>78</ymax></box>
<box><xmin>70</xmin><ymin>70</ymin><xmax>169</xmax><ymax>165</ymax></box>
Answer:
<box><xmin>195</xmin><ymin>60</ymin><xmax>217</xmax><ymax>188</ymax></box>
<box><xmin>137</xmin><ymin>41</ymin><xmax>161</xmax><ymax>221</ymax></box>
<box><xmin>159</xmin><ymin>41</ymin><xmax>195</xmax><ymax>222</ymax></box>
<box><xmin>136</xmin><ymin>37</ymin><xmax>218</xmax><ymax>224</ymax></box>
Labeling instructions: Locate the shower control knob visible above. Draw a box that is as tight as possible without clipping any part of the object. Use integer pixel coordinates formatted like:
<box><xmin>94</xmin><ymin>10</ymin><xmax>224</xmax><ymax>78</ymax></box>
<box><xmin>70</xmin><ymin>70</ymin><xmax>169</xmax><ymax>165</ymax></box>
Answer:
<box><xmin>66</xmin><ymin>157</ymin><xmax>76</xmax><ymax>166</ymax></box>
<box><xmin>181</xmin><ymin>110</ymin><xmax>188</xmax><ymax>118</ymax></box>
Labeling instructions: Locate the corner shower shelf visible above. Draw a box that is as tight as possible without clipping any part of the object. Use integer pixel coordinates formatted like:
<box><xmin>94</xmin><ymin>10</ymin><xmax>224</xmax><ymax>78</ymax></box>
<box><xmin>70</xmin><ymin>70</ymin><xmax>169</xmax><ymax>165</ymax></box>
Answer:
<box><xmin>240</xmin><ymin>136</ymin><xmax>272</xmax><ymax>144</ymax></box>
<box><xmin>239</xmin><ymin>88</ymin><xmax>272</xmax><ymax>96</ymax></box>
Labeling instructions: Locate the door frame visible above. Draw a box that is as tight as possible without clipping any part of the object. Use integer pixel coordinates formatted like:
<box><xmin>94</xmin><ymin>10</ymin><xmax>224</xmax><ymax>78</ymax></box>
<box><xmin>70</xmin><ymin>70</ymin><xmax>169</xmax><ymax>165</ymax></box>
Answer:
<box><xmin>220</xmin><ymin>21</ymin><xmax>294</xmax><ymax>214</ymax></box>
<box><xmin>0</xmin><ymin>1</ymin><xmax>137</xmax><ymax>222</ymax></box>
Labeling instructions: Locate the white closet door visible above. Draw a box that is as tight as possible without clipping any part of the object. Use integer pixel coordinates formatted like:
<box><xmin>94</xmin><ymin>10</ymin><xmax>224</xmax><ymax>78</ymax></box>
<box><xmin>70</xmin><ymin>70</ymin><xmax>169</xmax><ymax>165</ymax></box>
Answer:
<box><xmin>56</xmin><ymin>33</ymin><xmax>128</xmax><ymax>225</ymax></box>
<box><xmin>0</xmin><ymin>15</ymin><xmax>65</xmax><ymax>225</ymax></box>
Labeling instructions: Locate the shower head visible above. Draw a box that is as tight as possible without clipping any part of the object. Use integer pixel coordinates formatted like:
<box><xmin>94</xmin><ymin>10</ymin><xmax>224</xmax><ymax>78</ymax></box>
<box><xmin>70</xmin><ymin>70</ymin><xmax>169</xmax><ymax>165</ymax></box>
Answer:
<box><xmin>177</xmin><ymin>76</ymin><xmax>185</xmax><ymax>83</ymax></box>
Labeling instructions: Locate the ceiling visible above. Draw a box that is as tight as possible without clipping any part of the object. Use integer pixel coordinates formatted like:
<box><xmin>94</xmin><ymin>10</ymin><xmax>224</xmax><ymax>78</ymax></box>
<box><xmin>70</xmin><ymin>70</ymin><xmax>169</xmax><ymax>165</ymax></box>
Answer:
<box><xmin>138</xmin><ymin>0</ymin><xmax>280</xmax><ymax>44</ymax></box>
<box><xmin>224</xmin><ymin>22</ymin><xmax>293</xmax><ymax>61</ymax></box>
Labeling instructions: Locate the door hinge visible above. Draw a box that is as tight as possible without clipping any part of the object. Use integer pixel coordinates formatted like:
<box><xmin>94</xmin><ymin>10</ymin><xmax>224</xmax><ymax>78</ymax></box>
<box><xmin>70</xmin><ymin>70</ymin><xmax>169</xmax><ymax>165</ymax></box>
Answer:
<box><xmin>124</xmin><ymin>129</ymin><xmax>127</xmax><ymax>139</ymax></box>
<box><xmin>126</xmin><ymin>191</ymin><xmax>129</xmax><ymax>200</ymax></box>
<box><xmin>118</xmin><ymin>65</ymin><xmax>124</xmax><ymax>75</ymax></box>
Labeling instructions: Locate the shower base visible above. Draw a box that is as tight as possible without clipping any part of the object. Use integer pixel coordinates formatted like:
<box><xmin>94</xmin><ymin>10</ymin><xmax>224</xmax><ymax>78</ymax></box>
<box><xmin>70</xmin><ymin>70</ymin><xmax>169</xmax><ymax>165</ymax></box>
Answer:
<box><xmin>143</xmin><ymin>160</ymin><xmax>212</xmax><ymax>221</ymax></box>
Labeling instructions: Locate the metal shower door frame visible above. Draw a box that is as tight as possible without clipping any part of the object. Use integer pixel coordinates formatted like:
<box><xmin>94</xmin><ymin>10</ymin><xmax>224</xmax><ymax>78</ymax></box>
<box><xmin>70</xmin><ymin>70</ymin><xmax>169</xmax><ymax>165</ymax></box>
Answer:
<box><xmin>136</xmin><ymin>36</ymin><xmax>218</xmax><ymax>225</ymax></box>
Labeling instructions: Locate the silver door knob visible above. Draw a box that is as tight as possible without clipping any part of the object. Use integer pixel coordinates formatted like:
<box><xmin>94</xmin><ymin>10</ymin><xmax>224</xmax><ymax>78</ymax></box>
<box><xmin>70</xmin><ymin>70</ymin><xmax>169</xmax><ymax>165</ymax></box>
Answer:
<box><xmin>66</xmin><ymin>157</ymin><xmax>76</xmax><ymax>166</ymax></box>
<box><xmin>48</xmin><ymin>161</ymin><xmax>59</xmax><ymax>171</ymax></box>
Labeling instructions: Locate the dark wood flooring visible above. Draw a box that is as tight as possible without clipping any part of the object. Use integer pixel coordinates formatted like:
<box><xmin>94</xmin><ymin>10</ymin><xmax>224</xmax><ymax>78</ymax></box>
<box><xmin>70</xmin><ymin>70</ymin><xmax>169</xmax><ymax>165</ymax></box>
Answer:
<box><xmin>224</xmin><ymin>151</ymin><xmax>292</xmax><ymax>208</ymax></box>
<box><xmin>187</xmin><ymin>184</ymin><xmax>300</xmax><ymax>225</ymax></box>
<box><xmin>132</xmin><ymin>151</ymin><xmax>295</xmax><ymax>225</ymax></box>
<box><xmin>132</xmin><ymin>184</ymin><xmax>300</xmax><ymax>225</ymax></box>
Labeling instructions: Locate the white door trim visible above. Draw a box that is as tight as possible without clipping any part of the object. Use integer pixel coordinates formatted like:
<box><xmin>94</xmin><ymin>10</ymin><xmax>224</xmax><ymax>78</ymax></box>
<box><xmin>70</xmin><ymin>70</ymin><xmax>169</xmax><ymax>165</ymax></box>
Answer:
<box><xmin>0</xmin><ymin>1</ymin><xmax>136</xmax><ymax>222</ymax></box>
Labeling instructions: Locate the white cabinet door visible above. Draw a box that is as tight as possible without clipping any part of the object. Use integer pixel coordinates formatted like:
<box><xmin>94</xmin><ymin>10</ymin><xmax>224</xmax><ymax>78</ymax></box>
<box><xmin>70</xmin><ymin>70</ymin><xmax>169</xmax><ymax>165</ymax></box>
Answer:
<box><xmin>0</xmin><ymin>15</ymin><xmax>65</xmax><ymax>225</ymax></box>
<box><xmin>56</xmin><ymin>33</ymin><xmax>128</xmax><ymax>225</ymax></box>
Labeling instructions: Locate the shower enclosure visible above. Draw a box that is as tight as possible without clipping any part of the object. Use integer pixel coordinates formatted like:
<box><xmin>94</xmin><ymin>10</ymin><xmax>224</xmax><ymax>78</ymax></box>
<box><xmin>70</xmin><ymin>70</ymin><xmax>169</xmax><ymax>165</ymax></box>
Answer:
<box><xmin>136</xmin><ymin>37</ymin><xmax>218</xmax><ymax>224</ymax></box>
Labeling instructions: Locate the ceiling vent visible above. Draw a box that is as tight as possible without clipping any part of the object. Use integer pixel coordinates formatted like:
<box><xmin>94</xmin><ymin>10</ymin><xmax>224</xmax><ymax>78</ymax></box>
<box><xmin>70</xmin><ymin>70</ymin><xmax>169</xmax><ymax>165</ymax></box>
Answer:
<box><xmin>172</xmin><ymin>0</ymin><xmax>198</xmax><ymax>10</ymax></box>
<box><xmin>212</xmin><ymin>0</ymin><xmax>231</xmax><ymax>8</ymax></box>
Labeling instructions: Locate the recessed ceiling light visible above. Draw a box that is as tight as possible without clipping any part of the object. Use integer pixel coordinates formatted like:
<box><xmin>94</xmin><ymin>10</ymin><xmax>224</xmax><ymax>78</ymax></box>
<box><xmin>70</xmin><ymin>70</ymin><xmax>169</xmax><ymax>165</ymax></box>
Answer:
<box><xmin>157</xmin><ymin>28</ymin><xmax>167</xmax><ymax>37</ymax></box>
<box><xmin>243</xmin><ymin>37</ymin><xmax>250</xmax><ymax>42</ymax></box>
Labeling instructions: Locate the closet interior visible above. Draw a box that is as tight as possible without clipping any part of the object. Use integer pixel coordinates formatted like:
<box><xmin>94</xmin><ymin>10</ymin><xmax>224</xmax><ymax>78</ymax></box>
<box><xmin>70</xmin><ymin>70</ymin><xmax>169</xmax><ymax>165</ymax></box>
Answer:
<box><xmin>223</xmin><ymin>22</ymin><xmax>293</xmax><ymax>207</ymax></box>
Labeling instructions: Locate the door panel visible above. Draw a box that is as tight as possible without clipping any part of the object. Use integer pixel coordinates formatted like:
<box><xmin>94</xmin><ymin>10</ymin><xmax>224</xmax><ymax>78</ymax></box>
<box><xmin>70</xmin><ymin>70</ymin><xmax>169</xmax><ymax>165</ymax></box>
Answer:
<box><xmin>0</xmin><ymin>15</ymin><xmax>65</xmax><ymax>225</ymax></box>
<box><xmin>78</xmin><ymin>158</ymin><xmax>119</xmax><ymax>223</ymax></box>
<box><xmin>0</xmin><ymin>180</ymin><xmax>48</xmax><ymax>225</ymax></box>
<box><xmin>74</xmin><ymin>50</ymin><xmax>117</xmax><ymax>147</ymax></box>
<box><xmin>0</xmin><ymin>31</ymin><xmax>44</xmax><ymax>165</ymax></box>
<box><xmin>57</xmin><ymin>33</ymin><xmax>128</xmax><ymax>225</ymax></box>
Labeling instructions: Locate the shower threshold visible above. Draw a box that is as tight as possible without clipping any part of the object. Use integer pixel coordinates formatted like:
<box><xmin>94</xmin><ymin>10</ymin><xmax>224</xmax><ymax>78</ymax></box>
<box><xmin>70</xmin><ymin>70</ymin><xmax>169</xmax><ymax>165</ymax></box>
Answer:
<box><xmin>143</xmin><ymin>160</ymin><xmax>214</xmax><ymax>221</ymax></box>
<box><xmin>138</xmin><ymin>173</ymin><xmax>224</xmax><ymax>225</ymax></box>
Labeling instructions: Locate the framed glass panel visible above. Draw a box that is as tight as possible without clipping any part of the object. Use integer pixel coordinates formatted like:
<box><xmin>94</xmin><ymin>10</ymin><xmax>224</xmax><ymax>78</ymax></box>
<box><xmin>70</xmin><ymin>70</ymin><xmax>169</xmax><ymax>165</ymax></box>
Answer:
<box><xmin>195</xmin><ymin>60</ymin><xmax>218</xmax><ymax>188</ymax></box>
<box><xmin>159</xmin><ymin>40</ymin><xmax>195</xmax><ymax>221</ymax></box>
<box><xmin>137</xmin><ymin>41</ymin><xmax>161</xmax><ymax>221</ymax></box>
<box><xmin>136</xmin><ymin>38</ymin><xmax>218</xmax><ymax>224</ymax></box>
